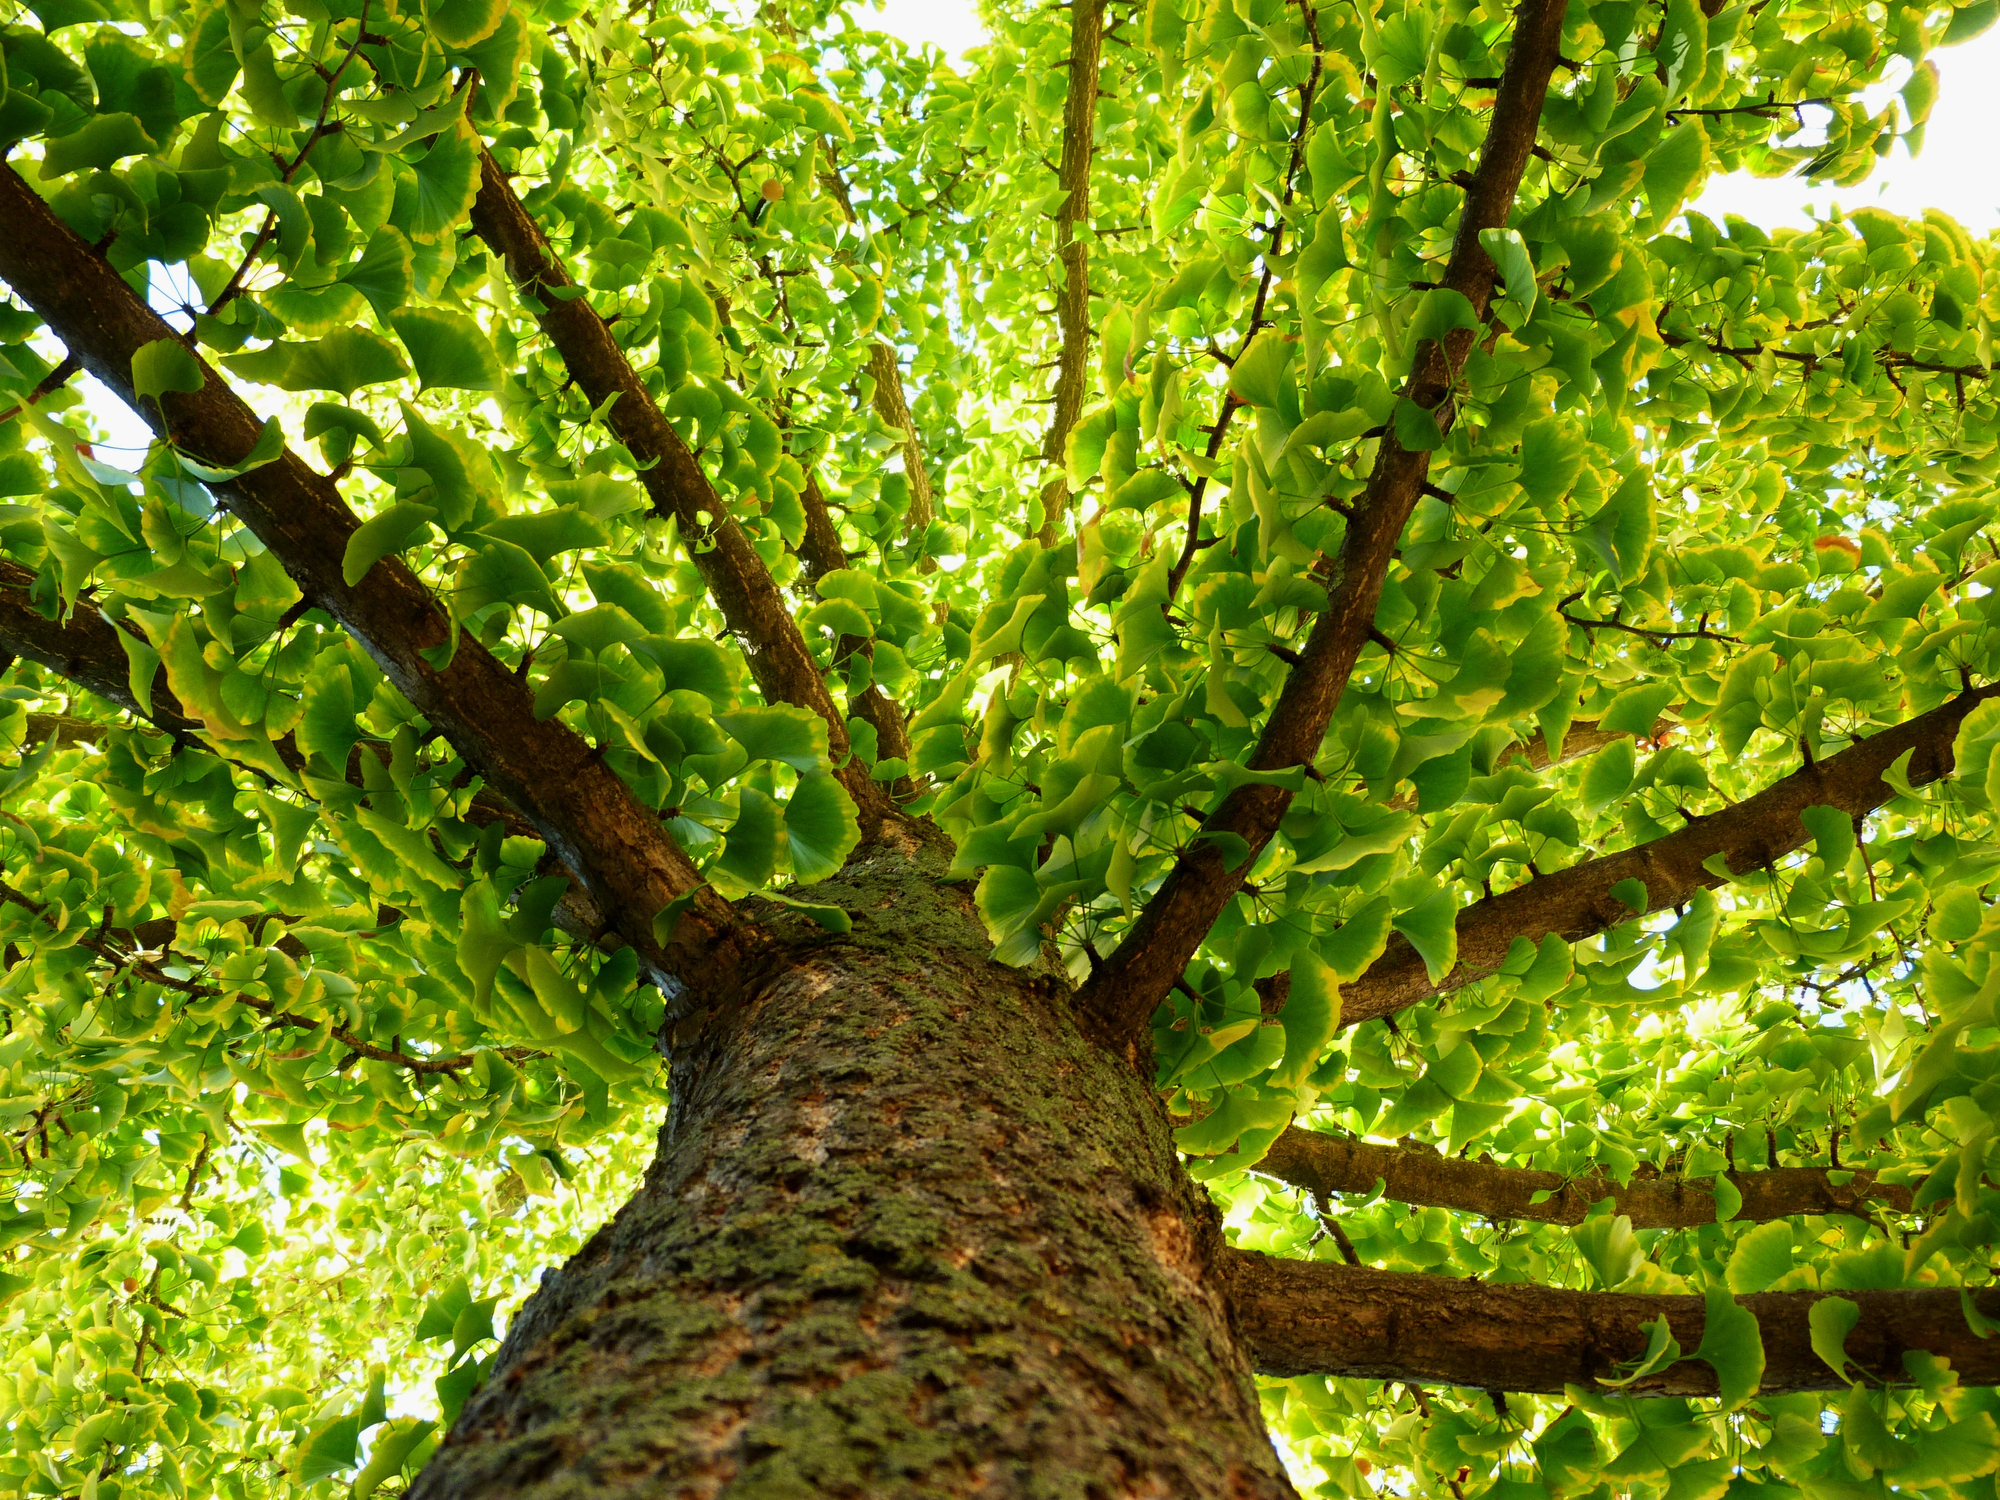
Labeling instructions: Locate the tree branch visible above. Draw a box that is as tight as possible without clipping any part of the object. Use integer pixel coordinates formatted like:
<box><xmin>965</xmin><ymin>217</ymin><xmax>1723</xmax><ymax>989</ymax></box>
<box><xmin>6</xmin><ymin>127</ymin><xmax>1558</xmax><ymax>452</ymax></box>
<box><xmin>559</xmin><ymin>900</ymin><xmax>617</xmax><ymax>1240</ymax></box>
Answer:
<box><xmin>1223</xmin><ymin>1252</ymin><xmax>2000</xmax><ymax>1393</ymax></box>
<box><xmin>1036</xmin><ymin>0</ymin><xmax>1106</xmax><ymax>548</ymax></box>
<box><xmin>1256</xmin><ymin>1128</ymin><xmax>1914</xmax><ymax>1228</ymax></box>
<box><xmin>466</xmin><ymin>146</ymin><xmax>889</xmax><ymax>825</ymax></box>
<box><xmin>1076</xmin><ymin>0</ymin><xmax>1572</xmax><ymax>1057</ymax></box>
<box><xmin>0</xmin><ymin>162</ymin><xmax>760</xmax><ymax>1012</ymax></box>
<box><xmin>1338</xmin><ymin>684</ymin><xmax>1999</xmax><ymax>1031</ymax></box>
<box><xmin>865</xmin><ymin>341</ymin><xmax>938</xmax><ymax>557</ymax></box>
<box><xmin>0</xmin><ymin>558</ymin><xmax>205</xmax><ymax>746</ymax></box>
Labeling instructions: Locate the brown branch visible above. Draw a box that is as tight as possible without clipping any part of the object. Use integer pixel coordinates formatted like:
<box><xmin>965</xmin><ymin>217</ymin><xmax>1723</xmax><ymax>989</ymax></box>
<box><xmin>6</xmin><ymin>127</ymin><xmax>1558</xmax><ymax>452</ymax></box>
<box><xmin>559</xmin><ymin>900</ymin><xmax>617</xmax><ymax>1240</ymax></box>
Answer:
<box><xmin>465</xmin><ymin>147</ymin><xmax>888</xmax><ymax>827</ymax></box>
<box><xmin>0</xmin><ymin>351</ymin><xmax>80</xmax><ymax>425</ymax></box>
<box><xmin>1076</xmin><ymin>0</ymin><xmax>1573</xmax><ymax>1058</ymax></box>
<box><xmin>865</xmin><ymin>342</ymin><xmax>938</xmax><ymax>558</ymax></box>
<box><xmin>1258</xmin><ymin>1128</ymin><xmax>1914</xmax><ymax>1228</ymax></box>
<box><xmin>1340</xmin><ymin>684</ymin><xmax>1998</xmax><ymax>1030</ymax></box>
<box><xmin>1036</xmin><ymin>0</ymin><xmax>1106</xmax><ymax>548</ymax></box>
<box><xmin>0</xmin><ymin>558</ymin><xmax>205</xmax><ymax>746</ymax></box>
<box><xmin>0</xmin><ymin>161</ymin><xmax>760</xmax><ymax>1013</ymax></box>
<box><xmin>1223</xmin><ymin>1252</ymin><xmax>2000</xmax><ymax>1394</ymax></box>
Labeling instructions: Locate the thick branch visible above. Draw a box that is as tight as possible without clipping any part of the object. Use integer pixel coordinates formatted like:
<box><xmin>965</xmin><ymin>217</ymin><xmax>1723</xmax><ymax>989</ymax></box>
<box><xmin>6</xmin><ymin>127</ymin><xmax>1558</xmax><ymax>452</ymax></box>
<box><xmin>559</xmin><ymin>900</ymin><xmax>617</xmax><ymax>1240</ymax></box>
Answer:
<box><xmin>1224</xmin><ymin>1252</ymin><xmax>2000</xmax><ymax>1393</ymax></box>
<box><xmin>1036</xmin><ymin>0</ymin><xmax>1106</xmax><ymax>548</ymax></box>
<box><xmin>0</xmin><ymin>161</ymin><xmax>757</xmax><ymax>1010</ymax></box>
<box><xmin>1258</xmin><ymin>1128</ymin><xmax>1914</xmax><ymax>1227</ymax></box>
<box><xmin>1340</xmin><ymin>685</ymin><xmax>1998</xmax><ymax>1030</ymax></box>
<box><xmin>0</xmin><ymin>559</ymin><xmax>203</xmax><ymax>743</ymax></box>
<box><xmin>467</xmin><ymin>148</ymin><xmax>886</xmax><ymax>823</ymax></box>
<box><xmin>1077</xmin><ymin>0</ymin><xmax>1571</xmax><ymax>1053</ymax></box>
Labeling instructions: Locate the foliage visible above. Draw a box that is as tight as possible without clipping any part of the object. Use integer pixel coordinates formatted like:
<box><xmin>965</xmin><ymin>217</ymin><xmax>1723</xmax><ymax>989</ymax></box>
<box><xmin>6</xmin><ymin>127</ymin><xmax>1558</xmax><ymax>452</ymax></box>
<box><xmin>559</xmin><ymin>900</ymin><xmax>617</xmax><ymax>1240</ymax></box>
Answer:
<box><xmin>0</xmin><ymin>0</ymin><xmax>1994</xmax><ymax>1489</ymax></box>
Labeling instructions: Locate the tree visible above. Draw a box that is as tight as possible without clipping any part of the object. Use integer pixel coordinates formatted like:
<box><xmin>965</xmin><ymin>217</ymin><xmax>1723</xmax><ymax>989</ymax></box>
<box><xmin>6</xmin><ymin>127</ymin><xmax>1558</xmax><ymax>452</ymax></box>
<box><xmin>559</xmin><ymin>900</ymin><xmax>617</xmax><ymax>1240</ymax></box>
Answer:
<box><xmin>0</xmin><ymin>0</ymin><xmax>1999</xmax><ymax>1488</ymax></box>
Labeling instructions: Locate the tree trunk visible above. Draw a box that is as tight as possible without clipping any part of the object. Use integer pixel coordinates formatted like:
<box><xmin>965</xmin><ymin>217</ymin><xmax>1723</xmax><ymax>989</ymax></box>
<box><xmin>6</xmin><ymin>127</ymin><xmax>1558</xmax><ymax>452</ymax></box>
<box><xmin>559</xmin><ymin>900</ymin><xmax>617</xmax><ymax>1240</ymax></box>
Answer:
<box><xmin>409</xmin><ymin>826</ymin><xmax>1297</xmax><ymax>1499</ymax></box>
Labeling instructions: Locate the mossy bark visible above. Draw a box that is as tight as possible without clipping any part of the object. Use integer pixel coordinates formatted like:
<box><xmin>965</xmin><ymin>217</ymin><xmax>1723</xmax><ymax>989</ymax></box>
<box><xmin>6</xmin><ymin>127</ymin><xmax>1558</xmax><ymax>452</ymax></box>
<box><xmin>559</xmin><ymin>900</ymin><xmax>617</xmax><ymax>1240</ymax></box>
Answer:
<box><xmin>408</xmin><ymin>827</ymin><xmax>1298</xmax><ymax>1499</ymax></box>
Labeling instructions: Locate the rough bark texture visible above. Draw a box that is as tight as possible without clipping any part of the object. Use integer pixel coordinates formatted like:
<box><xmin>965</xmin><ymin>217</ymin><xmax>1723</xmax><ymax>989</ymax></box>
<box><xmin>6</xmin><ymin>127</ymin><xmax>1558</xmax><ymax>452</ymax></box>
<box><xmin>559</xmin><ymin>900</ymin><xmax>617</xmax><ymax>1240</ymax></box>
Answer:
<box><xmin>467</xmin><ymin>149</ymin><xmax>884</xmax><ymax>822</ymax></box>
<box><xmin>410</xmin><ymin>830</ymin><xmax>1297</xmax><ymax>1500</ymax></box>
<box><xmin>0</xmin><ymin>163</ymin><xmax>753</xmax><ymax>1001</ymax></box>
<box><xmin>1257</xmin><ymin>1127</ymin><xmax>1914</xmax><ymax>1228</ymax></box>
<box><xmin>1225</xmin><ymin>1253</ymin><xmax>2000</xmax><ymax>1394</ymax></box>
<box><xmin>1339</xmin><ymin>684</ymin><xmax>1999</xmax><ymax>1029</ymax></box>
<box><xmin>1078</xmin><ymin>0</ymin><xmax>1572</xmax><ymax>1052</ymax></box>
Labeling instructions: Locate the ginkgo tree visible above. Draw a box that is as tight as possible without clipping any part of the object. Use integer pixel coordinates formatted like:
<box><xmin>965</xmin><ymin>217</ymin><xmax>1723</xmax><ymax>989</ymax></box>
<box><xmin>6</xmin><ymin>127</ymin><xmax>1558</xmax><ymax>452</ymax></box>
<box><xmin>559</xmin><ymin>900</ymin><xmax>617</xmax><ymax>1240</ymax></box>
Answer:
<box><xmin>0</xmin><ymin>0</ymin><xmax>1997</xmax><ymax>1488</ymax></box>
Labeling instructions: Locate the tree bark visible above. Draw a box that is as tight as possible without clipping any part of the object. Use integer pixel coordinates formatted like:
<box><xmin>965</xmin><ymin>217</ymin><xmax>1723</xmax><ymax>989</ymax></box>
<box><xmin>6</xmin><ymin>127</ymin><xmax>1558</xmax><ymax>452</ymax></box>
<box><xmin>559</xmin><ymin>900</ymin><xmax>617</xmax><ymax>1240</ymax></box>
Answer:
<box><xmin>410</xmin><ymin>829</ymin><xmax>1299</xmax><ymax>1500</ymax></box>
<box><xmin>1257</xmin><ymin>1127</ymin><xmax>1913</xmax><ymax>1228</ymax></box>
<box><xmin>1225</xmin><ymin>1253</ymin><xmax>2000</xmax><ymax>1394</ymax></box>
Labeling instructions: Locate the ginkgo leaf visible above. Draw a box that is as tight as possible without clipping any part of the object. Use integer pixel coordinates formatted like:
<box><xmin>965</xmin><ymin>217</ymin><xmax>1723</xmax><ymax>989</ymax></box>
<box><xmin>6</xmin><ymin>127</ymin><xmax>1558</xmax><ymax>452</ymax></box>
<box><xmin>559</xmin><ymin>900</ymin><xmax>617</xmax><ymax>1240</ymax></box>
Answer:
<box><xmin>341</xmin><ymin>228</ymin><xmax>416</xmax><ymax>320</ymax></box>
<box><xmin>783</xmin><ymin>771</ymin><xmax>859</xmax><ymax>883</ymax></box>
<box><xmin>402</xmin><ymin>120</ymin><xmax>482</xmax><ymax>243</ymax></box>
<box><xmin>223</xmin><ymin>329</ymin><xmax>409</xmax><ymax>398</ymax></box>
<box><xmin>390</xmin><ymin>305</ymin><xmax>501</xmax><ymax>391</ymax></box>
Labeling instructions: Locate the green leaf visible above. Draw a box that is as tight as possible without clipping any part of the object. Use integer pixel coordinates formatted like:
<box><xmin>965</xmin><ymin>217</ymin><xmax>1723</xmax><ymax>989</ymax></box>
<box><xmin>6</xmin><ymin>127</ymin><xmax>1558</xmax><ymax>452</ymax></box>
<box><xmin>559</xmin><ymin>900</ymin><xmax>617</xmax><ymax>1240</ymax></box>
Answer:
<box><xmin>477</xmin><ymin>507</ymin><xmax>610</xmax><ymax>563</ymax></box>
<box><xmin>1579</xmin><ymin>736</ymin><xmax>1636</xmax><ymax>816</ymax></box>
<box><xmin>1478</xmin><ymin>227</ymin><xmax>1538</xmax><ymax>321</ymax></box>
<box><xmin>426</xmin><ymin>0</ymin><xmax>509</xmax><ymax>47</ymax></box>
<box><xmin>550</xmin><ymin>604</ymin><xmax>645</xmax><ymax>655</ymax></box>
<box><xmin>1392</xmin><ymin>397</ymin><xmax>1442</xmax><ymax>451</ymax></box>
<box><xmin>1573</xmin><ymin>1213</ymin><xmax>1642</xmax><ymax>1289</ymax></box>
<box><xmin>1407</xmin><ymin>287</ymin><xmax>1479</xmax><ymax>349</ymax></box>
<box><xmin>223</xmin><ymin>328</ymin><xmax>410</xmax><ymax>397</ymax></box>
<box><xmin>1321</xmin><ymin>896</ymin><xmax>1395</xmax><ymax>980</ymax></box>
<box><xmin>341</xmin><ymin>228</ymin><xmax>417</xmax><ymax>320</ymax></box>
<box><xmin>343</xmin><ymin>502</ymin><xmax>438</xmax><ymax>587</ymax></box>
<box><xmin>404</xmin><ymin>120</ymin><xmax>482</xmax><ymax>243</ymax></box>
<box><xmin>297</xmin><ymin>1412</ymin><xmax>363</xmax><ymax>1484</ymax></box>
<box><xmin>1227</xmin><ymin>332</ymin><xmax>1293</xmax><ymax>409</ymax></box>
<box><xmin>783</xmin><ymin>770</ymin><xmax>859</xmax><ymax>883</ymax></box>
<box><xmin>1271</xmin><ymin>950</ymin><xmax>1339</xmax><ymax>1090</ymax></box>
<box><xmin>454</xmin><ymin>537</ymin><xmax>561</xmax><ymax>620</ymax></box>
<box><xmin>1391</xmin><ymin>887</ymin><xmax>1458</xmax><ymax>983</ymax></box>
<box><xmin>1598</xmin><ymin>1314</ymin><xmax>1680</xmax><ymax>1387</ymax></box>
<box><xmin>39</xmin><ymin>112</ymin><xmax>156</xmax><ymax>179</ymax></box>
<box><xmin>1809</xmin><ymin>1295</ymin><xmax>1862</xmax><ymax>1381</ymax></box>
<box><xmin>718</xmin><ymin>705</ymin><xmax>827</xmax><ymax>772</ymax></box>
<box><xmin>1802</xmin><ymin>804</ymin><xmax>1857</xmax><ymax>872</ymax></box>
<box><xmin>391</xmin><ymin>306</ymin><xmax>502</xmax><ymax>391</ymax></box>
<box><xmin>182</xmin><ymin>1</ymin><xmax>239</xmax><ymax>105</ymax></box>
<box><xmin>354</xmin><ymin>1420</ymin><xmax>435</xmax><ymax>1500</ymax></box>
<box><xmin>1578</xmin><ymin>469</ymin><xmax>1656</xmax><ymax>583</ymax></box>
<box><xmin>715</xmin><ymin>787</ymin><xmax>781</xmax><ymax>892</ymax></box>
<box><xmin>1598</xmin><ymin>681</ymin><xmax>1675</xmax><ymax>735</ymax></box>
<box><xmin>1695</xmin><ymin>1286</ymin><xmax>1764</xmax><ymax>1408</ymax></box>
<box><xmin>131</xmin><ymin>337</ymin><xmax>204</xmax><ymax>402</ymax></box>
<box><xmin>1727</xmin><ymin>1220</ymin><xmax>1793</xmax><ymax>1294</ymax></box>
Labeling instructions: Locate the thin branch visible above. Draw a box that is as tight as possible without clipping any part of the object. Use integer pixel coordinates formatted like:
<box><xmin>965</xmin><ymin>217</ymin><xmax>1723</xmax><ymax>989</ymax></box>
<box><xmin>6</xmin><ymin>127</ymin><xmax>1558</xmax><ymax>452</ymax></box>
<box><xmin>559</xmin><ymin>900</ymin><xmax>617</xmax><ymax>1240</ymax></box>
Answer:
<box><xmin>1076</xmin><ymin>0</ymin><xmax>1574</xmax><ymax>1059</ymax></box>
<box><xmin>465</xmin><ymin>146</ymin><xmax>891</xmax><ymax>829</ymax></box>
<box><xmin>1337</xmin><ymin>683</ymin><xmax>1999</xmax><ymax>1031</ymax></box>
<box><xmin>1036</xmin><ymin>0</ymin><xmax>1107</xmax><ymax>547</ymax></box>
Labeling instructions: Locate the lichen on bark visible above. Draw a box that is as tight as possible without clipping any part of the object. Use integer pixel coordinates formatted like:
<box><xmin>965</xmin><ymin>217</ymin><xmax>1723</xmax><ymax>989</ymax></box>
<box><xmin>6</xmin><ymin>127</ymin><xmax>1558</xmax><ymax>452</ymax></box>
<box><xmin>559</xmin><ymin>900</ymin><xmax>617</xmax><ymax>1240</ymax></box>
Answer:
<box><xmin>409</xmin><ymin>829</ymin><xmax>1298</xmax><ymax>1499</ymax></box>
